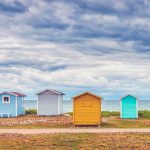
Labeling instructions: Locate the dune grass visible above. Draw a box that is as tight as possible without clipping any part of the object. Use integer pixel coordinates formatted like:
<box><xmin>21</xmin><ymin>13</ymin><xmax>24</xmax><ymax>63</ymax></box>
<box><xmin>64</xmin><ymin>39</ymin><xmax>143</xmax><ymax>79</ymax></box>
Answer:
<box><xmin>0</xmin><ymin>118</ymin><xmax>149</xmax><ymax>129</ymax></box>
<box><xmin>0</xmin><ymin>111</ymin><xmax>149</xmax><ymax>129</ymax></box>
<box><xmin>0</xmin><ymin>133</ymin><xmax>149</xmax><ymax>150</ymax></box>
<box><xmin>138</xmin><ymin>110</ymin><xmax>150</xmax><ymax>119</ymax></box>
<box><xmin>102</xmin><ymin>111</ymin><xmax>120</xmax><ymax>117</ymax></box>
<box><xmin>101</xmin><ymin>110</ymin><xmax>150</xmax><ymax>128</ymax></box>
<box><xmin>67</xmin><ymin>110</ymin><xmax>150</xmax><ymax>119</ymax></box>
<box><xmin>101</xmin><ymin>118</ymin><xmax>150</xmax><ymax>128</ymax></box>
<box><xmin>25</xmin><ymin>110</ymin><xmax>150</xmax><ymax>119</ymax></box>
<box><xmin>25</xmin><ymin>109</ymin><xmax>37</xmax><ymax>115</ymax></box>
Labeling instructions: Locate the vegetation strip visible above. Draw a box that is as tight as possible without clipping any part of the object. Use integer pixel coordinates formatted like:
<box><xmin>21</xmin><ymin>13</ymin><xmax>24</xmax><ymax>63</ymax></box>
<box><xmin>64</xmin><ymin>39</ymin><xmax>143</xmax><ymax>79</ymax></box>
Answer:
<box><xmin>0</xmin><ymin>113</ymin><xmax>150</xmax><ymax>128</ymax></box>
<box><xmin>0</xmin><ymin>133</ymin><xmax>149</xmax><ymax>149</ymax></box>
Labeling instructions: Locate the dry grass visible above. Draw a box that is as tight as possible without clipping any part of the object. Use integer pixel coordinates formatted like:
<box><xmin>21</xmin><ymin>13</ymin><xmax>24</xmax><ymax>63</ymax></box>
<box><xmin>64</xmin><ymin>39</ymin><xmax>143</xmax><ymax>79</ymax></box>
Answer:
<box><xmin>0</xmin><ymin>115</ymin><xmax>149</xmax><ymax>128</ymax></box>
<box><xmin>101</xmin><ymin>116</ymin><xmax>150</xmax><ymax>128</ymax></box>
<box><xmin>0</xmin><ymin>133</ymin><xmax>149</xmax><ymax>149</ymax></box>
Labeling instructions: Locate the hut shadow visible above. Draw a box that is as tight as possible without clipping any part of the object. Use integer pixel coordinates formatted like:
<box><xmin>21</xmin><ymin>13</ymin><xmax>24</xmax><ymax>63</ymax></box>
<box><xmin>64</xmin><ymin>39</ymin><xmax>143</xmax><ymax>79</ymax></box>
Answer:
<box><xmin>74</xmin><ymin>125</ymin><xmax>101</xmax><ymax>128</ymax></box>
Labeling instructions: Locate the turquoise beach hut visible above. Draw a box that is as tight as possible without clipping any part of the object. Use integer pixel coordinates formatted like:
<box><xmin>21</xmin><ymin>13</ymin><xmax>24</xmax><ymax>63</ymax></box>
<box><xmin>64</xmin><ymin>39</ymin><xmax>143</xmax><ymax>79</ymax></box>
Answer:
<box><xmin>0</xmin><ymin>91</ymin><xmax>26</xmax><ymax>117</ymax></box>
<box><xmin>120</xmin><ymin>95</ymin><xmax>138</xmax><ymax>119</ymax></box>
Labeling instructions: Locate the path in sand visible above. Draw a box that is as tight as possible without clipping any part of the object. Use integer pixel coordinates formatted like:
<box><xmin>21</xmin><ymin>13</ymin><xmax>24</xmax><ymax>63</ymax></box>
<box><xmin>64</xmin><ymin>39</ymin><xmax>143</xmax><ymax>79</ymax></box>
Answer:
<box><xmin>0</xmin><ymin>128</ymin><xmax>149</xmax><ymax>134</ymax></box>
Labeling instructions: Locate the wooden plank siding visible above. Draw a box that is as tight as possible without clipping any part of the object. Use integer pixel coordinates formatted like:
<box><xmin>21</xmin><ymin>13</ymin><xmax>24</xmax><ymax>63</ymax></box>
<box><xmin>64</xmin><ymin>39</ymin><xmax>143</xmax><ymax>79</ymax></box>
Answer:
<box><xmin>73</xmin><ymin>92</ymin><xmax>101</xmax><ymax>125</ymax></box>
<box><xmin>121</xmin><ymin>95</ymin><xmax>138</xmax><ymax>119</ymax></box>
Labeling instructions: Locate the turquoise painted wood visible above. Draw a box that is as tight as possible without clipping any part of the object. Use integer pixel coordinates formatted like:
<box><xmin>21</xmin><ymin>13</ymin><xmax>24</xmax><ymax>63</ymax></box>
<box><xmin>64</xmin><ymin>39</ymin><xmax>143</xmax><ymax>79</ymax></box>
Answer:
<box><xmin>121</xmin><ymin>95</ymin><xmax>138</xmax><ymax>119</ymax></box>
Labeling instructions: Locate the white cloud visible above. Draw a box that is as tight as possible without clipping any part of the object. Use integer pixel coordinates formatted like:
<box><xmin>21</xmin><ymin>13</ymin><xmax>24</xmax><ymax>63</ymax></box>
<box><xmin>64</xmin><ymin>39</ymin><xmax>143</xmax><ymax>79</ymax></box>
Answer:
<box><xmin>0</xmin><ymin>0</ymin><xmax>150</xmax><ymax>99</ymax></box>
<box><xmin>82</xmin><ymin>14</ymin><xmax>119</xmax><ymax>25</ymax></box>
<box><xmin>0</xmin><ymin>41</ymin><xmax>150</xmax><ymax>99</ymax></box>
<box><xmin>85</xmin><ymin>38</ymin><xmax>134</xmax><ymax>51</ymax></box>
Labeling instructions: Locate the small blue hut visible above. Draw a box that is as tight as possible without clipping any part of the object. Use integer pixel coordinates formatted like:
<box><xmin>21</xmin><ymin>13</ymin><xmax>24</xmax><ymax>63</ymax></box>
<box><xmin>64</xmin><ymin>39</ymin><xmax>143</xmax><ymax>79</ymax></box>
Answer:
<box><xmin>0</xmin><ymin>92</ymin><xmax>26</xmax><ymax>117</ymax></box>
<box><xmin>120</xmin><ymin>95</ymin><xmax>138</xmax><ymax>119</ymax></box>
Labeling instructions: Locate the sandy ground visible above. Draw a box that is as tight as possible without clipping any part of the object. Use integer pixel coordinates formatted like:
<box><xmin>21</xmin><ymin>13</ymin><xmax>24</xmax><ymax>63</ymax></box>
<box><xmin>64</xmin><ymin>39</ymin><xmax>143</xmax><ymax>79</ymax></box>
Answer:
<box><xmin>0</xmin><ymin>115</ymin><xmax>72</xmax><ymax>126</ymax></box>
<box><xmin>0</xmin><ymin>115</ymin><xmax>113</xmax><ymax>126</ymax></box>
<box><xmin>0</xmin><ymin>128</ymin><xmax>150</xmax><ymax>134</ymax></box>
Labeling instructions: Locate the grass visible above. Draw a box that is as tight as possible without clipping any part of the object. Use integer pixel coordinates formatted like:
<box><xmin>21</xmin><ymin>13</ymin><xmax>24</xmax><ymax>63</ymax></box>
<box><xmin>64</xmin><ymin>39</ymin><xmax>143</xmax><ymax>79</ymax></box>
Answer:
<box><xmin>102</xmin><ymin>111</ymin><xmax>120</xmax><ymax>117</ymax></box>
<box><xmin>0</xmin><ymin>111</ymin><xmax>149</xmax><ymax>129</ymax></box>
<box><xmin>25</xmin><ymin>109</ymin><xmax>37</xmax><ymax>115</ymax></box>
<box><xmin>67</xmin><ymin>110</ymin><xmax>150</xmax><ymax>119</ymax></box>
<box><xmin>65</xmin><ymin>112</ymin><xmax>73</xmax><ymax>115</ymax></box>
<box><xmin>0</xmin><ymin>133</ymin><xmax>149</xmax><ymax>149</ymax></box>
<box><xmin>102</xmin><ymin>110</ymin><xmax>150</xmax><ymax>118</ymax></box>
<box><xmin>0</xmin><ymin>117</ymin><xmax>149</xmax><ymax>129</ymax></box>
<box><xmin>139</xmin><ymin>110</ymin><xmax>150</xmax><ymax>119</ymax></box>
<box><xmin>101</xmin><ymin>118</ymin><xmax>150</xmax><ymax>128</ymax></box>
<box><xmin>24</xmin><ymin>110</ymin><xmax>150</xmax><ymax>119</ymax></box>
<box><xmin>0</xmin><ymin>124</ymin><xmax>73</xmax><ymax>129</ymax></box>
<box><xmin>100</xmin><ymin>110</ymin><xmax>150</xmax><ymax>128</ymax></box>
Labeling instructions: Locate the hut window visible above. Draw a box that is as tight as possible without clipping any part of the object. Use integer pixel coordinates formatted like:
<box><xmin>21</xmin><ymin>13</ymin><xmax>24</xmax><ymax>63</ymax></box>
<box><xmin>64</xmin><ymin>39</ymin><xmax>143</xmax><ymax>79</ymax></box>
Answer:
<box><xmin>82</xmin><ymin>101</ymin><xmax>92</xmax><ymax>107</ymax></box>
<box><xmin>2</xmin><ymin>96</ymin><xmax>10</xmax><ymax>103</ymax></box>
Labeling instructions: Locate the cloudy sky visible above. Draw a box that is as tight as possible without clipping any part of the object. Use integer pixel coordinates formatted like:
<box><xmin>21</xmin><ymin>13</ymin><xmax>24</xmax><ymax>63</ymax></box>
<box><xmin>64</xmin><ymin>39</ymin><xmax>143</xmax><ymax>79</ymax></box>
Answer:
<box><xmin>0</xmin><ymin>0</ymin><xmax>150</xmax><ymax>100</ymax></box>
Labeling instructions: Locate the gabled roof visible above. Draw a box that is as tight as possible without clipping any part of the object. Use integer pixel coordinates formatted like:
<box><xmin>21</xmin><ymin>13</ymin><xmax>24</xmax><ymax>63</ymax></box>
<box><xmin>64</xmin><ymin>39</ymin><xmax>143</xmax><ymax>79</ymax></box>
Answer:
<box><xmin>36</xmin><ymin>89</ymin><xmax>65</xmax><ymax>95</ymax></box>
<box><xmin>10</xmin><ymin>92</ymin><xmax>26</xmax><ymax>97</ymax></box>
<box><xmin>73</xmin><ymin>92</ymin><xmax>101</xmax><ymax>99</ymax></box>
<box><xmin>0</xmin><ymin>91</ymin><xmax>26</xmax><ymax>97</ymax></box>
<box><xmin>120</xmin><ymin>94</ymin><xmax>137</xmax><ymax>100</ymax></box>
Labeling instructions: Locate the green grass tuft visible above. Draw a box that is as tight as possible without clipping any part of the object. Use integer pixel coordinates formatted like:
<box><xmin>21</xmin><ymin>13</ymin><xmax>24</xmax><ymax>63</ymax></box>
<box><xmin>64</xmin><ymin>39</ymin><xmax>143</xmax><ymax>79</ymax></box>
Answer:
<box><xmin>138</xmin><ymin>110</ymin><xmax>150</xmax><ymax>119</ymax></box>
<box><xmin>102</xmin><ymin>111</ymin><xmax>120</xmax><ymax>117</ymax></box>
<box><xmin>25</xmin><ymin>109</ymin><xmax>37</xmax><ymax>115</ymax></box>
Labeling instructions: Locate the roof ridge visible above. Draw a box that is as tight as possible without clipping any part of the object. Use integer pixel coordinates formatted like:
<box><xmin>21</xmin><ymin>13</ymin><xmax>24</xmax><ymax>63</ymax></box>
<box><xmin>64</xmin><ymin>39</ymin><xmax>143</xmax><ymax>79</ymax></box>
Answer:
<box><xmin>0</xmin><ymin>91</ymin><xmax>26</xmax><ymax>97</ymax></box>
<box><xmin>36</xmin><ymin>89</ymin><xmax>65</xmax><ymax>95</ymax></box>
<box><xmin>73</xmin><ymin>91</ymin><xmax>101</xmax><ymax>99</ymax></box>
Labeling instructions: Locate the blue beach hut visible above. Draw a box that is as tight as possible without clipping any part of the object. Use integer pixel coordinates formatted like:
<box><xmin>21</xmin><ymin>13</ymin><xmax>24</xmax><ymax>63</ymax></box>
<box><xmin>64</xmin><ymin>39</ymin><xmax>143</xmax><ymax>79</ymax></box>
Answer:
<box><xmin>120</xmin><ymin>95</ymin><xmax>138</xmax><ymax>119</ymax></box>
<box><xmin>0</xmin><ymin>92</ymin><xmax>26</xmax><ymax>117</ymax></box>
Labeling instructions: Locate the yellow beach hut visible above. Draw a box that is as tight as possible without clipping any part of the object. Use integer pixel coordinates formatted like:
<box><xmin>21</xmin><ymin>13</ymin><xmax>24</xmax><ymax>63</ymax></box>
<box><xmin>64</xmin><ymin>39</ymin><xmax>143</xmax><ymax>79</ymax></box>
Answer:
<box><xmin>73</xmin><ymin>92</ymin><xmax>101</xmax><ymax>125</ymax></box>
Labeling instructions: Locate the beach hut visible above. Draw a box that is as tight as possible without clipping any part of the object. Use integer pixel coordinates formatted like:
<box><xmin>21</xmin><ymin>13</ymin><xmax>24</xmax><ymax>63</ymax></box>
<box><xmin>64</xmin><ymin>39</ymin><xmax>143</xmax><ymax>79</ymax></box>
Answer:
<box><xmin>73</xmin><ymin>92</ymin><xmax>101</xmax><ymax>125</ymax></box>
<box><xmin>0</xmin><ymin>91</ymin><xmax>26</xmax><ymax>117</ymax></box>
<box><xmin>120</xmin><ymin>95</ymin><xmax>138</xmax><ymax>119</ymax></box>
<box><xmin>37</xmin><ymin>89</ymin><xmax>65</xmax><ymax>116</ymax></box>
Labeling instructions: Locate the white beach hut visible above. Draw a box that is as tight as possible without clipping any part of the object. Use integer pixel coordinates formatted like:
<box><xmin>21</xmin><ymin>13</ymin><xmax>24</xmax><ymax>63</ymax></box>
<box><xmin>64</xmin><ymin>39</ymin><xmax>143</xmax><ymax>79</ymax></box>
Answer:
<box><xmin>37</xmin><ymin>89</ymin><xmax>65</xmax><ymax>116</ymax></box>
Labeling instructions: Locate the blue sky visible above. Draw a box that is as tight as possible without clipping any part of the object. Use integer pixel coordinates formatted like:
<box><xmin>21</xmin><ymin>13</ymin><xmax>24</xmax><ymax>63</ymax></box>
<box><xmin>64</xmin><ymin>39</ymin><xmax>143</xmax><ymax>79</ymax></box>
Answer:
<box><xmin>0</xmin><ymin>0</ymin><xmax>150</xmax><ymax>100</ymax></box>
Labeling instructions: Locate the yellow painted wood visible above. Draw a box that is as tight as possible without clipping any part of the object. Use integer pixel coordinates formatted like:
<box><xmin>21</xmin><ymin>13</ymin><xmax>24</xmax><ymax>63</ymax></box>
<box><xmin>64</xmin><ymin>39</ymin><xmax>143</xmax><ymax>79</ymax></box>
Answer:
<box><xmin>73</xmin><ymin>92</ymin><xmax>101</xmax><ymax>125</ymax></box>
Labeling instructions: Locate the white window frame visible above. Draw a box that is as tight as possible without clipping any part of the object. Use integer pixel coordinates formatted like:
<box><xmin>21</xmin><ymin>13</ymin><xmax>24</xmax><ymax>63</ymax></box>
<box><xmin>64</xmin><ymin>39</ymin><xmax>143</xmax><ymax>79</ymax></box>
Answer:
<box><xmin>2</xmin><ymin>96</ymin><xmax>11</xmax><ymax>103</ymax></box>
